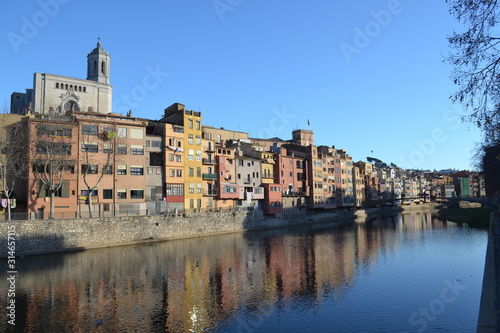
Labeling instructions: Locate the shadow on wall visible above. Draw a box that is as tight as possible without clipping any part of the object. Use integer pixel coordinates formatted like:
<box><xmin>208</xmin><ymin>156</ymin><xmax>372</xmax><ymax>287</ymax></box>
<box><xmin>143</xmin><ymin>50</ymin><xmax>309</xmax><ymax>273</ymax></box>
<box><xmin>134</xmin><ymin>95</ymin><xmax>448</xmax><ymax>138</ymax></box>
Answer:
<box><xmin>0</xmin><ymin>233</ymin><xmax>85</xmax><ymax>257</ymax></box>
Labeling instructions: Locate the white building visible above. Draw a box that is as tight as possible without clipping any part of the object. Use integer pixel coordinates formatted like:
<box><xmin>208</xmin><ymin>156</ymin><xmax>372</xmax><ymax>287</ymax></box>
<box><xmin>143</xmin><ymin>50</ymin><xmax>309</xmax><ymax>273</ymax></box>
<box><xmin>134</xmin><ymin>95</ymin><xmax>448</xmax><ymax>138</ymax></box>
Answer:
<box><xmin>11</xmin><ymin>41</ymin><xmax>112</xmax><ymax>115</ymax></box>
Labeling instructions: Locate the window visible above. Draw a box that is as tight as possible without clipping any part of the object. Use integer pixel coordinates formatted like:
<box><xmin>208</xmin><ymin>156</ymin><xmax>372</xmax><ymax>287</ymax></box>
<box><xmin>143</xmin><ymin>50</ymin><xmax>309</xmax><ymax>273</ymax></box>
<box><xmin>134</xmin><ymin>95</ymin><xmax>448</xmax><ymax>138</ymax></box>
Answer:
<box><xmin>176</xmin><ymin>155</ymin><xmax>182</xmax><ymax>162</ymax></box>
<box><xmin>103</xmin><ymin>142</ymin><xmax>113</xmax><ymax>154</ymax></box>
<box><xmin>197</xmin><ymin>167</ymin><xmax>201</xmax><ymax>177</ymax></box>
<box><xmin>130</xmin><ymin>189</ymin><xmax>144</xmax><ymax>199</ymax></box>
<box><xmin>188</xmin><ymin>134</ymin><xmax>193</xmax><ymax>144</ymax></box>
<box><xmin>150</xmin><ymin>152</ymin><xmax>162</xmax><ymax>166</ymax></box>
<box><xmin>117</xmin><ymin>165</ymin><xmax>127</xmax><ymax>175</ymax></box>
<box><xmin>117</xmin><ymin>127</ymin><xmax>127</xmax><ymax>138</ymax></box>
<box><xmin>169</xmin><ymin>153</ymin><xmax>174</xmax><ymax>162</ymax></box>
<box><xmin>176</xmin><ymin>169</ymin><xmax>182</xmax><ymax>177</ymax></box>
<box><xmin>118</xmin><ymin>144</ymin><xmax>127</xmax><ymax>154</ymax></box>
<box><xmin>224</xmin><ymin>185</ymin><xmax>237</xmax><ymax>193</ymax></box>
<box><xmin>197</xmin><ymin>183</ymin><xmax>202</xmax><ymax>193</ymax></box>
<box><xmin>189</xmin><ymin>183</ymin><xmax>194</xmax><ymax>193</ymax></box>
<box><xmin>188</xmin><ymin>150</ymin><xmax>194</xmax><ymax>161</ymax></box>
<box><xmin>146</xmin><ymin>140</ymin><xmax>150</xmax><ymax>147</ymax></box>
<box><xmin>169</xmin><ymin>138</ymin><xmax>175</xmax><ymax>146</ymax></box>
<box><xmin>196</xmin><ymin>150</ymin><xmax>201</xmax><ymax>161</ymax></box>
<box><xmin>117</xmin><ymin>189</ymin><xmax>127</xmax><ymax>199</ymax></box>
<box><xmin>196</xmin><ymin>135</ymin><xmax>201</xmax><ymax>145</ymax></box>
<box><xmin>188</xmin><ymin>119</ymin><xmax>193</xmax><ymax>129</ymax></box>
<box><xmin>37</xmin><ymin>125</ymin><xmax>72</xmax><ymax>137</ymax></box>
<box><xmin>130</xmin><ymin>166</ymin><xmax>144</xmax><ymax>175</ymax></box>
<box><xmin>82</xmin><ymin>125</ymin><xmax>98</xmax><ymax>135</ymax></box>
<box><xmin>169</xmin><ymin>169</ymin><xmax>175</xmax><ymax>177</ymax></box>
<box><xmin>152</xmin><ymin>141</ymin><xmax>161</xmax><ymax>147</ymax></box>
<box><xmin>36</xmin><ymin>142</ymin><xmax>72</xmax><ymax>155</ymax></box>
<box><xmin>103</xmin><ymin>189</ymin><xmax>113</xmax><ymax>199</ymax></box>
<box><xmin>82</xmin><ymin>164</ymin><xmax>98</xmax><ymax>174</ymax></box>
<box><xmin>196</xmin><ymin>120</ymin><xmax>201</xmax><ymax>130</ymax></box>
<box><xmin>81</xmin><ymin>143</ymin><xmax>98</xmax><ymax>153</ymax></box>
<box><xmin>103</xmin><ymin>165</ymin><xmax>113</xmax><ymax>174</ymax></box>
<box><xmin>166</xmin><ymin>184</ymin><xmax>183</xmax><ymax>196</ymax></box>
<box><xmin>130</xmin><ymin>145</ymin><xmax>144</xmax><ymax>155</ymax></box>
<box><xmin>130</xmin><ymin>128</ymin><xmax>143</xmax><ymax>139</ymax></box>
<box><xmin>81</xmin><ymin>189</ymin><xmax>98</xmax><ymax>196</ymax></box>
<box><xmin>189</xmin><ymin>167</ymin><xmax>194</xmax><ymax>177</ymax></box>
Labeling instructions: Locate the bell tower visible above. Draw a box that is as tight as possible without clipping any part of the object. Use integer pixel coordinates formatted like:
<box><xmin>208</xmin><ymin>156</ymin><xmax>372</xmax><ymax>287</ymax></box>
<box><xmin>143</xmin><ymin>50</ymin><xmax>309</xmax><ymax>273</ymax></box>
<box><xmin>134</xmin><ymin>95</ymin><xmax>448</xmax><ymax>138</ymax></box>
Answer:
<box><xmin>87</xmin><ymin>39</ymin><xmax>110</xmax><ymax>84</ymax></box>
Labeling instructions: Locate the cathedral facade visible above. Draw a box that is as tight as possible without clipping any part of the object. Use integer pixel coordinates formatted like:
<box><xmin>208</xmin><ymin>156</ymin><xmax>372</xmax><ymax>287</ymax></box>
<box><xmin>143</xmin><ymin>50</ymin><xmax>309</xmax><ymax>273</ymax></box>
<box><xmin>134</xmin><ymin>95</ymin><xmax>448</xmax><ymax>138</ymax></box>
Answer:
<box><xmin>11</xmin><ymin>41</ymin><xmax>113</xmax><ymax>115</ymax></box>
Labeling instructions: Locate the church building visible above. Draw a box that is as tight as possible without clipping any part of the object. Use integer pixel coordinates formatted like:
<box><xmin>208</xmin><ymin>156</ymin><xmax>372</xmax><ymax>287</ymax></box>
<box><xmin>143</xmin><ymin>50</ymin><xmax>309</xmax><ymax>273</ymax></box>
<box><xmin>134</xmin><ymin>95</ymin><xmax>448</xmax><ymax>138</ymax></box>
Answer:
<box><xmin>11</xmin><ymin>41</ymin><xmax>113</xmax><ymax>115</ymax></box>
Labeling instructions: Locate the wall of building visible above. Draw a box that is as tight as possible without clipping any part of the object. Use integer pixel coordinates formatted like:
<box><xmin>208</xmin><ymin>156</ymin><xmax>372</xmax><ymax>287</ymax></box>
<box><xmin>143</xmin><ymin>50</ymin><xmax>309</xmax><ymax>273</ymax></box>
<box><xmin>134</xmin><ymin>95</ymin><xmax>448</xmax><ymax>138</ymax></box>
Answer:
<box><xmin>33</xmin><ymin>73</ymin><xmax>112</xmax><ymax>115</ymax></box>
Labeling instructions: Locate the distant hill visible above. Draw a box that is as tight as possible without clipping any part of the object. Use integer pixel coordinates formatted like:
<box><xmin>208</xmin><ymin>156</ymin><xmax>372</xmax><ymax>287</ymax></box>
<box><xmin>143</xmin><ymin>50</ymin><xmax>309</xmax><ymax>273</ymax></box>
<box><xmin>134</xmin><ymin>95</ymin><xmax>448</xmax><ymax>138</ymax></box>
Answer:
<box><xmin>439</xmin><ymin>169</ymin><xmax>458</xmax><ymax>174</ymax></box>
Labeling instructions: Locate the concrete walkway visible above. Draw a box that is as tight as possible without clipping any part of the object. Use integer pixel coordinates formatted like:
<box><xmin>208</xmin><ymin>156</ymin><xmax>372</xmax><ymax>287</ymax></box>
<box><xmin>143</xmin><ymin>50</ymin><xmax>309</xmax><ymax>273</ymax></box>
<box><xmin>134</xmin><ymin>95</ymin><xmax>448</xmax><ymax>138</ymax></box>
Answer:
<box><xmin>477</xmin><ymin>210</ymin><xmax>500</xmax><ymax>333</ymax></box>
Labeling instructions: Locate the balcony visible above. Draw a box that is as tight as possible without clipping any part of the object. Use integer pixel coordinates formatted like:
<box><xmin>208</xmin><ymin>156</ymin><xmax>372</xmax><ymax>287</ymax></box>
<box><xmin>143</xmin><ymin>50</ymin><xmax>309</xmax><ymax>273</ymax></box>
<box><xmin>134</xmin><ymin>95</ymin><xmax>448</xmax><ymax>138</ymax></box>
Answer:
<box><xmin>202</xmin><ymin>158</ymin><xmax>216</xmax><ymax>165</ymax></box>
<box><xmin>203</xmin><ymin>190</ymin><xmax>218</xmax><ymax>196</ymax></box>
<box><xmin>202</xmin><ymin>173</ymin><xmax>217</xmax><ymax>180</ymax></box>
<box><xmin>282</xmin><ymin>190</ymin><xmax>306</xmax><ymax>197</ymax></box>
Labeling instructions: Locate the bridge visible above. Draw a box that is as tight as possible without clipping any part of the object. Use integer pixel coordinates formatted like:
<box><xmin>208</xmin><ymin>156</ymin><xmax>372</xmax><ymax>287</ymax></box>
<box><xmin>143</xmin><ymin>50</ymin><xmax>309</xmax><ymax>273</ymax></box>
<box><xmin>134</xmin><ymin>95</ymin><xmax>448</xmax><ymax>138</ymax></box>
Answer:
<box><xmin>363</xmin><ymin>196</ymin><xmax>499</xmax><ymax>208</ymax></box>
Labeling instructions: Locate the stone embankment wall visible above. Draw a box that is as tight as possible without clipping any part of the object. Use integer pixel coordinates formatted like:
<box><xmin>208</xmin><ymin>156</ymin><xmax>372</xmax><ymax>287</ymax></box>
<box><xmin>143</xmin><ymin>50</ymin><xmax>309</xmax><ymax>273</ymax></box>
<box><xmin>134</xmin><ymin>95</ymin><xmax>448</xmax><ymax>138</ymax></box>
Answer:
<box><xmin>0</xmin><ymin>205</ymin><xmax>434</xmax><ymax>257</ymax></box>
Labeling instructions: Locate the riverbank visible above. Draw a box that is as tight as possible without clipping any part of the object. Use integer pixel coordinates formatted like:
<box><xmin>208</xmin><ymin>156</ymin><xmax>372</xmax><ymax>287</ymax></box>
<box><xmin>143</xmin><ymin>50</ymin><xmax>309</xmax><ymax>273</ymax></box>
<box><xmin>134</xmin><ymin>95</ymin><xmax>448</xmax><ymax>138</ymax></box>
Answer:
<box><xmin>0</xmin><ymin>204</ymin><xmax>437</xmax><ymax>257</ymax></box>
<box><xmin>438</xmin><ymin>206</ymin><xmax>492</xmax><ymax>228</ymax></box>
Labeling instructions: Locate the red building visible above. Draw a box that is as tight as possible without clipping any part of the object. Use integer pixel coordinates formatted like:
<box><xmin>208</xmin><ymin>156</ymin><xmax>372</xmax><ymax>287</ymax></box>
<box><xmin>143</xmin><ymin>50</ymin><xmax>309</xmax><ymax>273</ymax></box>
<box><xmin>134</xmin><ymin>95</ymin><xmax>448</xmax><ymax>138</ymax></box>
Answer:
<box><xmin>262</xmin><ymin>183</ymin><xmax>282</xmax><ymax>215</ymax></box>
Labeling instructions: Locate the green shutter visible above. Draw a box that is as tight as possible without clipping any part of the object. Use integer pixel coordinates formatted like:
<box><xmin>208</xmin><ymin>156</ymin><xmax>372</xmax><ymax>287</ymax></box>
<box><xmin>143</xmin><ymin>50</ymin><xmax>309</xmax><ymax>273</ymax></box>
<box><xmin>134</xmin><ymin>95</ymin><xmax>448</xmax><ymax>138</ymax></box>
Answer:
<box><xmin>61</xmin><ymin>180</ymin><xmax>70</xmax><ymax>198</ymax></box>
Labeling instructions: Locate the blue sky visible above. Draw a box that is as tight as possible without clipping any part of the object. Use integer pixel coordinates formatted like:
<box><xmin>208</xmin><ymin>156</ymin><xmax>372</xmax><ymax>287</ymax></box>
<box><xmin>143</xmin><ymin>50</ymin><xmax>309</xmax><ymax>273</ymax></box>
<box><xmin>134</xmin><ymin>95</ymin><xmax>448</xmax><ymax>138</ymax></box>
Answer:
<box><xmin>0</xmin><ymin>0</ymin><xmax>483</xmax><ymax>171</ymax></box>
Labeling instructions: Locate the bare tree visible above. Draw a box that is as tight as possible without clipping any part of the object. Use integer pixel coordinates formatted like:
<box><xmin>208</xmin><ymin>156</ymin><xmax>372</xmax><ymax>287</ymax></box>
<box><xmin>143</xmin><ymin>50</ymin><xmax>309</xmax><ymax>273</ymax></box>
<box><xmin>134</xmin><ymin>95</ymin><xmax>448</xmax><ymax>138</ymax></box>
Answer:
<box><xmin>0</xmin><ymin>113</ymin><xmax>28</xmax><ymax>220</ymax></box>
<box><xmin>79</xmin><ymin>122</ymin><xmax>116</xmax><ymax>217</ymax></box>
<box><xmin>31</xmin><ymin>121</ymin><xmax>75</xmax><ymax>219</ymax></box>
<box><xmin>446</xmin><ymin>0</ymin><xmax>500</xmax><ymax>137</ymax></box>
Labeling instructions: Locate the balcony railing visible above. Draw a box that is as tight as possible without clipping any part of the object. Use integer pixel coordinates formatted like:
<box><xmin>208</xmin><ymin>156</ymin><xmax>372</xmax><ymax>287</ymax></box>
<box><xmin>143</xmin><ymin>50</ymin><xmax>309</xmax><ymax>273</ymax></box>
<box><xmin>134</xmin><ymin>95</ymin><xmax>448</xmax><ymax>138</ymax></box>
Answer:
<box><xmin>282</xmin><ymin>190</ymin><xmax>306</xmax><ymax>197</ymax></box>
<box><xmin>203</xmin><ymin>190</ymin><xmax>218</xmax><ymax>196</ymax></box>
<box><xmin>202</xmin><ymin>158</ymin><xmax>216</xmax><ymax>165</ymax></box>
<box><xmin>202</xmin><ymin>173</ymin><xmax>217</xmax><ymax>180</ymax></box>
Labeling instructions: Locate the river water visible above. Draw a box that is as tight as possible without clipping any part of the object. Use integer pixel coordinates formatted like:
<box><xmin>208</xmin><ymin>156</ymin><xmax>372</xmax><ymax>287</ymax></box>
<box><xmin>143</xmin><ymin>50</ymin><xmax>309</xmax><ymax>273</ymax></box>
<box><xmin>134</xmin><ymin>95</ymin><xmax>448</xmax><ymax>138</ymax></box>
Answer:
<box><xmin>1</xmin><ymin>211</ymin><xmax>488</xmax><ymax>332</ymax></box>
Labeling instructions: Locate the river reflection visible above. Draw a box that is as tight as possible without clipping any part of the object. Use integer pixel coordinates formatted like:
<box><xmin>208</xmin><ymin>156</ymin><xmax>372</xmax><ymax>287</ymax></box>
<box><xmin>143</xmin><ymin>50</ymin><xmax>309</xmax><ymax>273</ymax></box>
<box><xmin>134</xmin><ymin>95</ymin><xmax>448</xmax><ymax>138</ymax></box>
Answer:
<box><xmin>1</xmin><ymin>211</ymin><xmax>488</xmax><ymax>332</ymax></box>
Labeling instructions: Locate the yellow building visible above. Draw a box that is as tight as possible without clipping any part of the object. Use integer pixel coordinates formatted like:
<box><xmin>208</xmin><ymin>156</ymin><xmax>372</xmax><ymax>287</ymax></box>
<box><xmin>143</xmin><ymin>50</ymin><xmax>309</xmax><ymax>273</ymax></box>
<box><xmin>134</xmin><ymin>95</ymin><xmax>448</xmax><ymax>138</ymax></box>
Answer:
<box><xmin>161</xmin><ymin>103</ymin><xmax>203</xmax><ymax>211</ymax></box>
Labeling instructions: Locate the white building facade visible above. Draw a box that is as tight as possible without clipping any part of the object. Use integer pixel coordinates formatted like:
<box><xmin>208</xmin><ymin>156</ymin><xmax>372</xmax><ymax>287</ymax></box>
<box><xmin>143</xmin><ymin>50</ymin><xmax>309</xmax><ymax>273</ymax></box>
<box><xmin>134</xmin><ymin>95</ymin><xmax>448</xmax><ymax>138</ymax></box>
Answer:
<box><xmin>12</xmin><ymin>41</ymin><xmax>113</xmax><ymax>116</ymax></box>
